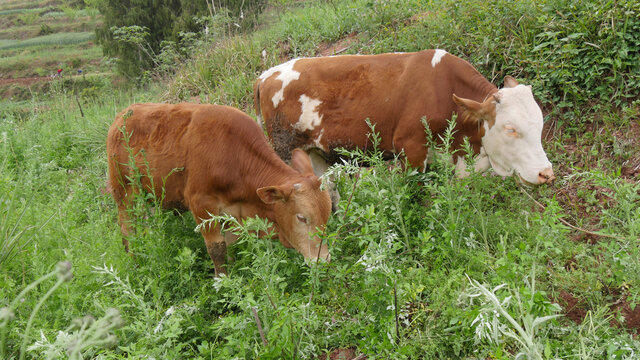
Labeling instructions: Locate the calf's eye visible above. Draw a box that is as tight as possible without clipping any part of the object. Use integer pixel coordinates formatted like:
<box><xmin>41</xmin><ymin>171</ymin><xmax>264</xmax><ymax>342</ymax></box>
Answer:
<box><xmin>296</xmin><ymin>214</ymin><xmax>307</xmax><ymax>224</ymax></box>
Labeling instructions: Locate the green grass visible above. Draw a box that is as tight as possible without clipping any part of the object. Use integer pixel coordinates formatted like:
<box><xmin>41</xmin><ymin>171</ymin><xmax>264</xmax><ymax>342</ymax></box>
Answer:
<box><xmin>0</xmin><ymin>0</ymin><xmax>50</xmax><ymax>11</ymax></box>
<box><xmin>1</xmin><ymin>0</ymin><xmax>639</xmax><ymax>358</ymax></box>
<box><xmin>0</xmin><ymin>0</ymin><xmax>110</xmax><ymax>101</ymax></box>
<box><xmin>0</xmin><ymin>40</ymin><xmax>17</xmax><ymax>47</ymax></box>
<box><xmin>0</xmin><ymin>45</ymin><xmax>103</xmax><ymax>74</ymax></box>
<box><xmin>0</xmin><ymin>8</ymin><xmax>41</xmax><ymax>16</ymax></box>
<box><xmin>0</xmin><ymin>17</ymin><xmax>100</xmax><ymax>40</ymax></box>
<box><xmin>0</xmin><ymin>32</ymin><xmax>95</xmax><ymax>50</ymax></box>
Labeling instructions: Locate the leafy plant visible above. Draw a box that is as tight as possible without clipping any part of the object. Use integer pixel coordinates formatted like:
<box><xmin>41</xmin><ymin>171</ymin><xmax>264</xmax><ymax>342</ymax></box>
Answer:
<box><xmin>27</xmin><ymin>308</ymin><xmax>124</xmax><ymax>359</ymax></box>
<box><xmin>0</xmin><ymin>135</ymin><xmax>54</xmax><ymax>268</ymax></box>
<box><xmin>459</xmin><ymin>270</ymin><xmax>562</xmax><ymax>359</ymax></box>
<box><xmin>0</xmin><ymin>262</ymin><xmax>74</xmax><ymax>359</ymax></box>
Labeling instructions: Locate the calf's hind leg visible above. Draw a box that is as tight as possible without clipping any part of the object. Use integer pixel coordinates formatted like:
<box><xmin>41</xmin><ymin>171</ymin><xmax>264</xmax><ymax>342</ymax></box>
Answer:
<box><xmin>109</xmin><ymin>175</ymin><xmax>137</xmax><ymax>253</ymax></box>
<box><xmin>116</xmin><ymin>204</ymin><xmax>133</xmax><ymax>252</ymax></box>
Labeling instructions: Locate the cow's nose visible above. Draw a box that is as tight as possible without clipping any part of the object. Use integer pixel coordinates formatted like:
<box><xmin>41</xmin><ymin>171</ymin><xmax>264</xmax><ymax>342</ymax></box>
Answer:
<box><xmin>538</xmin><ymin>167</ymin><xmax>555</xmax><ymax>184</ymax></box>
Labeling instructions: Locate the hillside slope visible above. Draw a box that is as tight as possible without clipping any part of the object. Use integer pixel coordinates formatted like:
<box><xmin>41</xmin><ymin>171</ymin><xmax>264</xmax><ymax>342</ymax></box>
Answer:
<box><xmin>0</xmin><ymin>0</ymin><xmax>110</xmax><ymax>100</ymax></box>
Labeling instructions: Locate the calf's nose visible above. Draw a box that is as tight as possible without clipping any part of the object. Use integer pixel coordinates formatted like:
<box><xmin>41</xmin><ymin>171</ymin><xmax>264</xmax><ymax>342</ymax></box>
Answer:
<box><xmin>537</xmin><ymin>167</ymin><xmax>555</xmax><ymax>184</ymax></box>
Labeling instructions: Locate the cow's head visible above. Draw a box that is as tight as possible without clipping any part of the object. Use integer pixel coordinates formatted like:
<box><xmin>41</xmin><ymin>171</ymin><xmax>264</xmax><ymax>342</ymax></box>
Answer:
<box><xmin>257</xmin><ymin>149</ymin><xmax>332</xmax><ymax>261</ymax></box>
<box><xmin>453</xmin><ymin>76</ymin><xmax>554</xmax><ymax>185</ymax></box>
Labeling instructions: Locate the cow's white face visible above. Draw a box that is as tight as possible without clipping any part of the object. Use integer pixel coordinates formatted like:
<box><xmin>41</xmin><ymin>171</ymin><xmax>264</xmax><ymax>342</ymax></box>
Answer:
<box><xmin>257</xmin><ymin>149</ymin><xmax>331</xmax><ymax>262</ymax></box>
<box><xmin>483</xmin><ymin>84</ymin><xmax>554</xmax><ymax>185</ymax></box>
<box><xmin>453</xmin><ymin>77</ymin><xmax>554</xmax><ymax>185</ymax></box>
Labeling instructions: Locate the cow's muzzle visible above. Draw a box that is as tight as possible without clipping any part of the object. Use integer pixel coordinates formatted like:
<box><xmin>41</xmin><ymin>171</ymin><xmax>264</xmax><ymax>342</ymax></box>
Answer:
<box><xmin>517</xmin><ymin>166</ymin><xmax>555</xmax><ymax>186</ymax></box>
<box><xmin>537</xmin><ymin>167</ymin><xmax>555</xmax><ymax>184</ymax></box>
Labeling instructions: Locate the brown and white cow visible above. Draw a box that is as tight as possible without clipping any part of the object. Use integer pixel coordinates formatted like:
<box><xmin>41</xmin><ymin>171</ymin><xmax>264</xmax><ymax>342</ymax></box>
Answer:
<box><xmin>254</xmin><ymin>49</ymin><xmax>554</xmax><ymax>188</ymax></box>
<box><xmin>107</xmin><ymin>103</ymin><xmax>331</xmax><ymax>275</ymax></box>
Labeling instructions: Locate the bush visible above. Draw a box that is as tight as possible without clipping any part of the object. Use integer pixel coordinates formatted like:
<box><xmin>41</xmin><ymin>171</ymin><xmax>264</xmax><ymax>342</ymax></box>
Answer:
<box><xmin>95</xmin><ymin>0</ymin><xmax>269</xmax><ymax>79</ymax></box>
<box><xmin>39</xmin><ymin>23</ymin><xmax>54</xmax><ymax>36</ymax></box>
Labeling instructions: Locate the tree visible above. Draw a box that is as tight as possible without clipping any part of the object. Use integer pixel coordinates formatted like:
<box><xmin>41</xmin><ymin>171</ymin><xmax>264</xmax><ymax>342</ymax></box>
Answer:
<box><xmin>94</xmin><ymin>0</ymin><xmax>268</xmax><ymax>79</ymax></box>
<box><xmin>95</xmin><ymin>0</ymin><xmax>196</xmax><ymax>78</ymax></box>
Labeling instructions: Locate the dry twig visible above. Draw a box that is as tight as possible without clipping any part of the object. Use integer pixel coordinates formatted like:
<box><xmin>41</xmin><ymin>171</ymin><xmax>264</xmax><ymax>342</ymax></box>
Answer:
<box><xmin>251</xmin><ymin>307</ymin><xmax>268</xmax><ymax>347</ymax></box>
<box><xmin>519</xmin><ymin>186</ymin><xmax>624</xmax><ymax>240</ymax></box>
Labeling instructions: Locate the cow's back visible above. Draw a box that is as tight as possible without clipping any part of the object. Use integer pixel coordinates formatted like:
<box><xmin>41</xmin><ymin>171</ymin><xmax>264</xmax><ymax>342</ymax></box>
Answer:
<box><xmin>107</xmin><ymin>103</ymin><xmax>261</xmax><ymax>208</ymax></box>
<box><xmin>256</xmin><ymin>50</ymin><xmax>497</xmax><ymax>166</ymax></box>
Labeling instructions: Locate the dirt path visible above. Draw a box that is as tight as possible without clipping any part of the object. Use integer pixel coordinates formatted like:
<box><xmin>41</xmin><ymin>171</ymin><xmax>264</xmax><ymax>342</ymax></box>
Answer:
<box><xmin>0</xmin><ymin>76</ymin><xmax>52</xmax><ymax>86</ymax></box>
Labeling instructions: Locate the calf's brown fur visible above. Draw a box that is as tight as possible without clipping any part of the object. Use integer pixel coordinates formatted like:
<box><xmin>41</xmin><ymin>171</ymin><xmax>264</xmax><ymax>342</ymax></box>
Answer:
<box><xmin>107</xmin><ymin>103</ymin><xmax>331</xmax><ymax>275</ymax></box>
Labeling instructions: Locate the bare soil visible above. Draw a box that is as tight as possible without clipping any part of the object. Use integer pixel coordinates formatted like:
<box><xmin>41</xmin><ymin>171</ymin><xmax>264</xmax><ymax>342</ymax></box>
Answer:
<box><xmin>557</xmin><ymin>290</ymin><xmax>589</xmax><ymax>324</ymax></box>
<box><xmin>0</xmin><ymin>75</ymin><xmax>51</xmax><ymax>86</ymax></box>
<box><xmin>611</xmin><ymin>294</ymin><xmax>640</xmax><ymax>336</ymax></box>
<box><xmin>541</xmin><ymin>117</ymin><xmax>640</xmax><ymax>243</ymax></box>
<box><xmin>557</xmin><ymin>290</ymin><xmax>640</xmax><ymax>337</ymax></box>
<box><xmin>319</xmin><ymin>348</ymin><xmax>364</xmax><ymax>360</ymax></box>
<box><xmin>318</xmin><ymin>32</ymin><xmax>358</xmax><ymax>56</ymax></box>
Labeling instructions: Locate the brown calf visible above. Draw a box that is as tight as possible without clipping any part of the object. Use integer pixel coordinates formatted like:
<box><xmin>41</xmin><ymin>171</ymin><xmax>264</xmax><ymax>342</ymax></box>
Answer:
<box><xmin>107</xmin><ymin>103</ymin><xmax>331</xmax><ymax>275</ymax></box>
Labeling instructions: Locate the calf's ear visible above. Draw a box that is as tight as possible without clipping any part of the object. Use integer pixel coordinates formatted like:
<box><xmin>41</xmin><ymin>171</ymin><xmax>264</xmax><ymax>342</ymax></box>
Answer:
<box><xmin>257</xmin><ymin>185</ymin><xmax>290</xmax><ymax>204</ymax></box>
<box><xmin>291</xmin><ymin>149</ymin><xmax>314</xmax><ymax>175</ymax></box>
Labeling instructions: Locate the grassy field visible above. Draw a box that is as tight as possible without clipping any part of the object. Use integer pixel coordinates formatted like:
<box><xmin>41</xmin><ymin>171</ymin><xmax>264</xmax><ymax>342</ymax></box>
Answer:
<box><xmin>0</xmin><ymin>0</ymin><xmax>110</xmax><ymax>101</ymax></box>
<box><xmin>1</xmin><ymin>0</ymin><xmax>640</xmax><ymax>359</ymax></box>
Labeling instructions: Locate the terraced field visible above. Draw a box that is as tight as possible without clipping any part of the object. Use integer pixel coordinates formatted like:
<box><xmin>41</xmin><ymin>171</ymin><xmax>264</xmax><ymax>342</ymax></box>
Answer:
<box><xmin>0</xmin><ymin>0</ymin><xmax>110</xmax><ymax>101</ymax></box>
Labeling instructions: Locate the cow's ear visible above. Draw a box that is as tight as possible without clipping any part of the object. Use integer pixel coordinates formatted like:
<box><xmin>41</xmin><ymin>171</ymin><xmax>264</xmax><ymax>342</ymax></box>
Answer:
<box><xmin>452</xmin><ymin>94</ymin><xmax>496</xmax><ymax>127</ymax></box>
<box><xmin>291</xmin><ymin>149</ymin><xmax>314</xmax><ymax>175</ymax></box>
<box><xmin>257</xmin><ymin>185</ymin><xmax>289</xmax><ymax>204</ymax></box>
<box><xmin>503</xmin><ymin>76</ymin><xmax>519</xmax><ymax>88</ymax></box>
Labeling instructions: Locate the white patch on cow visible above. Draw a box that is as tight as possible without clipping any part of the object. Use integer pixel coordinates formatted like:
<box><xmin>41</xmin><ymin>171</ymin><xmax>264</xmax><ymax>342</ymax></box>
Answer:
<box><xmin>313</xmin><ymin>129</ymin><xmax>325</xmax><ymax>150</ymax></box>
<box><xmin>308</xmin><ymin>149</ymin><xmax>330</xmax><ymax>178</ymax></box>
<box><xmin>259</xmin><ymin>59</ymin><xmax>301</xmax><ymax>108</ymax></box>
<box><xmin>296</xmin><ymin>94</ymin><xmax>323</xmax><ymax>131</ymax></box>
<box><xmin>481</xmin><ymin>85</ymin><xmax>553</xmax><ymax>184</ymax></box>
<box><xmin>455</xmin><ymin>156</ymin><xmax>470</xmax><ymax>178</ymax></box>
<box><xmin>431</xmin><ymin>49</ymin><xmax>447</xmax><ymax>67</ymax></box>
<box><xmin>474</xmin><ymin>147</ymin><xmax>491</xmax><ymax>172</ymax></box>
<box><xmin>453</xmin><ymin>148</ymin><xmax>491</xmax><ymax>178</ymax></box>
<box><xmin>422</xmin><ymin>153</ymin><xmax>429</xmax><ymax>171</ymax></box>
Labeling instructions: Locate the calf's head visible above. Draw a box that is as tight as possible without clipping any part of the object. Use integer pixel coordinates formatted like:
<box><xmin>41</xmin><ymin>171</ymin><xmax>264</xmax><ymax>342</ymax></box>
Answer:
<box><xmin>453</xmin><ymin>76</ymin><xmax>554</xmax><ymax>185</ymax></box>
<box><xmin>256</xmin><ymin>149</ymin><xmax>332</xmax><ymax>261</ymax></box>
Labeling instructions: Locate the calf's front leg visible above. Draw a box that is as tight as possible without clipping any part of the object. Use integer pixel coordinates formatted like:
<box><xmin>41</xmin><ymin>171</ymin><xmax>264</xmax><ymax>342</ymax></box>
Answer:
<box><xmin>202</xmin><ymin>226</ymin><xmax>227</xmax><ymax>276</ymax></box>
<box><xmin>189</xmin><ymin>194</ymin><xmax>228</xmax><ymax>276</ymax></box>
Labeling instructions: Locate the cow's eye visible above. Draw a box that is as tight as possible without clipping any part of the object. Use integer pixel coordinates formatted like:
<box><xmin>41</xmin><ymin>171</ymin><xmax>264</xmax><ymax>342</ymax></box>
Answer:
<box><xmin>296</xmin><ymin>214</ymin><xmax>307</xmax><ymax>224</ymax></box>
<box><xmin>505</xmin><ymin>126</ymin><xmax>518</xmax><ymax>136</ymax></box>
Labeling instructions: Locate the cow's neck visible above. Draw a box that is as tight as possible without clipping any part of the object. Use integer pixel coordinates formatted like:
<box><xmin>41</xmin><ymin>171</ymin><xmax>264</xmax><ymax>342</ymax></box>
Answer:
<box><xmin>455</xmin><ymin>66</ymin><xmax>498</xmax><ymax>102</ymax></box>
<box><xmin>240</xmin><ymin>144</ymin><xmax>298</xmax><ymax>219</ymax></box>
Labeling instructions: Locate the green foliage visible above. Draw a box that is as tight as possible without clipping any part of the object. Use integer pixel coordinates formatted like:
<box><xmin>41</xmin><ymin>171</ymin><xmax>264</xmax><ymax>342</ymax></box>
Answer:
<box><xmin>0</xmin><ymin>134</ymin><xmax>52</xmax><ymax>268</ymax></box>
<box><xmin>95</xmin><ymin>0</ymin><xmax>269</xmax><ymax>79</ymax></box>
<box><xmin>0</xmin><ymin>8</ymin><xmax>42</xmax><ymax>16</ymax></box>
<box><xmin>27</xmin><ymin>307</ymin><xmax>124</xmax><ymax>359</ymax></box>
<box><xmin>0</xmin><ymin>187</ymin><xmax>46</xmax><ymax>269</ymax></box>
<box><xmin>39</xmin><ymin>23</ymin><xmax>54</xmax><ymax>35</ymax></box>
<box><xmin>0</xmin><ymin>261</ymin><xmax>74</xmax><ymax>359</ymax></box>
<box><xmin>0</xmin><ymin>32</ymin><xmax>95</xmax><ymax>50</ymax></box>
<box><xmin>386</xmin><ymin>0</ymin><xmax>640</xmax><ymax>114</ymax></box>
<box><xmin>459</xmin><ymin>271</ymin><xmax>562</xmax><ymax>359</ymax></box>
<box><xmin>17</xmin><ymin>11</ymin><xmax>39</xmax><ymax>25</ymax></box>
